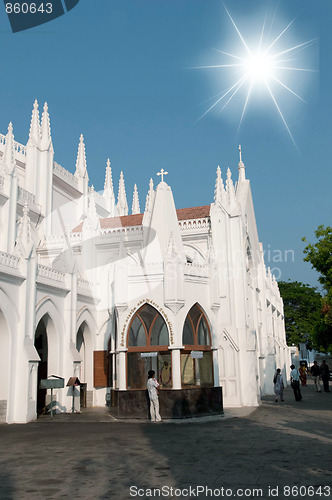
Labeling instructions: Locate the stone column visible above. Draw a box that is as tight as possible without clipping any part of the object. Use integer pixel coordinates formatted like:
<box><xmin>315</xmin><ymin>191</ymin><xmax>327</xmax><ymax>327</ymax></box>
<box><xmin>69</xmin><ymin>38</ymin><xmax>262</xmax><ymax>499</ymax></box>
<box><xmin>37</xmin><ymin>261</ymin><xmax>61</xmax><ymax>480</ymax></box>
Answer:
<box><xmin>170</xmin><ymin>348</ymin><xmax>182</xmax><ymax>389</ymax></box>
<box><xmin>117</xmin><ymin>350</ymin><xmax>127</xmax><ymax>390</ymax></box>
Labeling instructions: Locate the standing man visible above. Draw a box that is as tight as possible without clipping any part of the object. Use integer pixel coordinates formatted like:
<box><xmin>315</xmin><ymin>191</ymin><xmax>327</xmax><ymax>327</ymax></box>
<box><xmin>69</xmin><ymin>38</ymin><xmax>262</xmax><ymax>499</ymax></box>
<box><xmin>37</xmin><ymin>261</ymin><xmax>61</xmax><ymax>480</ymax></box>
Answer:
<box><xmin>290</xmin><ymin>364</ymin><xmax>302</xmax><ymax>401</ymax></box>
<box><xmin>320</xmin><ymin>360</ymin><xmax>330</xmax><ymax>393</ymax></box>
<box><xmin>310</xmin><ymin>361</ymin><xmax>321</xmax><ymax>392</ymax></box>
<box><xmin>147</xmin><ymin>370</ymin><xmax>162</xmax><ymax>422</ymax></box>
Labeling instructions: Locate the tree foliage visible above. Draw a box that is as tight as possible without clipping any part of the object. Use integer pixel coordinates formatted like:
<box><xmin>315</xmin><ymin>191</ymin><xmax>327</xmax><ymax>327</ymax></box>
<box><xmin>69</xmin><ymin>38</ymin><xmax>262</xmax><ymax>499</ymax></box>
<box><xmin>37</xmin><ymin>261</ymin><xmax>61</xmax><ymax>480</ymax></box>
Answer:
<box><xmin>278</xmin><ymin>281</ymin><xmax>322</xmax><ymax>348</ymax></box>
<box><xmin>302</xmin><ymin>225</ymin><xmax>332</xmax><ymax>352</ymax></box>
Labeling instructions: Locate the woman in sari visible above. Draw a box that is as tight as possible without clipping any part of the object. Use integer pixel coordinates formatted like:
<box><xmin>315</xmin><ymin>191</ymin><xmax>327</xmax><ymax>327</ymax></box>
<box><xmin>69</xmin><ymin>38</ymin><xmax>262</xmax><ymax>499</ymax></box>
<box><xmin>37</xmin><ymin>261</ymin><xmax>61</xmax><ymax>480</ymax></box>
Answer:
<box><xmin>299</xmin><ymin>365</ymin><xmax>307</xmax><ymax>386</ymax></box>
<box><xmin>273</xmin><ymin>368</ymin><xmax>284</xmax><ymax>402</ymax></box>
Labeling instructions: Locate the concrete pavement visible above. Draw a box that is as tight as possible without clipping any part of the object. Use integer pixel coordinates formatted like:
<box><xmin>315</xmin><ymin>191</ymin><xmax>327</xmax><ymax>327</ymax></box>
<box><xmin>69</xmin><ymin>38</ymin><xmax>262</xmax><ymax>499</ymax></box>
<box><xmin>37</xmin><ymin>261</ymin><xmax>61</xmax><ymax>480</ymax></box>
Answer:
<box><xmin>0</xmin><ymin>379</ymin><xmax>331</xmax><ymax>500</ymax></box>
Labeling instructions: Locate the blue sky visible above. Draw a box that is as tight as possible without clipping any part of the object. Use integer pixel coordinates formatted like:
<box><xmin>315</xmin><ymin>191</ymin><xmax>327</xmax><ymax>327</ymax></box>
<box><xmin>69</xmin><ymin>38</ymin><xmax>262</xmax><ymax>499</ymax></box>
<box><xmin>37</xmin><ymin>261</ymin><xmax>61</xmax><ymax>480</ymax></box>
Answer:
<box><xmin>0</xmin><ymin>0</ymin><xmax>331</xmax><ymax>290</ymax></box>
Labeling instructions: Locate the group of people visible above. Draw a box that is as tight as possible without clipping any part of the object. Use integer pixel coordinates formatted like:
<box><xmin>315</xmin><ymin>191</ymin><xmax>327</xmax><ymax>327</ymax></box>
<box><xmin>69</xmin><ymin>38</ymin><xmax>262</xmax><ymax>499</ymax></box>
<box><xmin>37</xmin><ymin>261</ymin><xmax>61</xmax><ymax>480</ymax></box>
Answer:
<box><xmin>273</xmin><ymin>360</ymin><xmax>330</xmax><ymax>403</ymax></box>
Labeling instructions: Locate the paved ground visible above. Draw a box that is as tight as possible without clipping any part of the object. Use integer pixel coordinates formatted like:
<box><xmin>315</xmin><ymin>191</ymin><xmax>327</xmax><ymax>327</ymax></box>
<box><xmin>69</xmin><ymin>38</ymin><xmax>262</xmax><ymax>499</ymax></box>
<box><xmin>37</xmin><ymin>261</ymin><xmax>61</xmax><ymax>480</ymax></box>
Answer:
<box><xmin>1</xmin><ymin>379</ymin><xmax>331</xmax><ymax>500</ymax></box>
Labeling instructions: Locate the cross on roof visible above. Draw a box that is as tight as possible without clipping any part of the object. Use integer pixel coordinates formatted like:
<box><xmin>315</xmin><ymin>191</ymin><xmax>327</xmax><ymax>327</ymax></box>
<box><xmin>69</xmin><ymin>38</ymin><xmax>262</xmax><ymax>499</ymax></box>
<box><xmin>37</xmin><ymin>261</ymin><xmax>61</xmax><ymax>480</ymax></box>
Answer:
<box><xmin>157</xmin><ymin>168</ymin><xmax>168</xmax><ymax>182</ymax></box>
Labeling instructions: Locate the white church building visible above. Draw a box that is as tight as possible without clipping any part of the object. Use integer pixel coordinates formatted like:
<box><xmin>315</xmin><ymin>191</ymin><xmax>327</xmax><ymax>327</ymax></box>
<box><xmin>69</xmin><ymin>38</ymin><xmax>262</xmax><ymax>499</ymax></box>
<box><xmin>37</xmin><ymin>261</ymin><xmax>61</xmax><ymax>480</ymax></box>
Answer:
<box><xmin>0</xmin><ymin>100</ymin><xmax>289</xmax><ymax>423</ymax></box>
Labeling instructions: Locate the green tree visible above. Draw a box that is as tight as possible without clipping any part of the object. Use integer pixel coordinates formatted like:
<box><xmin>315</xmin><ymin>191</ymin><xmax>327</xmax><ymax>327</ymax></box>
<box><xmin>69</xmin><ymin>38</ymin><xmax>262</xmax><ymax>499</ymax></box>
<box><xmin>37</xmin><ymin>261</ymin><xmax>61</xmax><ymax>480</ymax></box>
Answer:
<box><xmin>278</xmin><ymin>281</ymin><xmax>322</xmax><ymax>348</ymax></box>
<box><xmin>302</xmin><ymin>225</ymin><xmax>332</xmax><ymax>352</ymax></box>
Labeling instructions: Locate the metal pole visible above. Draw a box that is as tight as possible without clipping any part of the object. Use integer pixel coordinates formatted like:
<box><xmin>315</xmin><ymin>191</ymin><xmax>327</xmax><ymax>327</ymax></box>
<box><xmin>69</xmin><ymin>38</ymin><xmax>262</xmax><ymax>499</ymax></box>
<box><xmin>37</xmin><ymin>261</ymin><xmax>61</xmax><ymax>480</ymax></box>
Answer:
<box><xmin>72</xmin><ymin>386</ymin><xmax>75</xmax><ymax>413</ymax></box>
<box><xmin>50</xmin><ymin>388</ymin><xmax>53</xmax><ymax>420</ymax></box>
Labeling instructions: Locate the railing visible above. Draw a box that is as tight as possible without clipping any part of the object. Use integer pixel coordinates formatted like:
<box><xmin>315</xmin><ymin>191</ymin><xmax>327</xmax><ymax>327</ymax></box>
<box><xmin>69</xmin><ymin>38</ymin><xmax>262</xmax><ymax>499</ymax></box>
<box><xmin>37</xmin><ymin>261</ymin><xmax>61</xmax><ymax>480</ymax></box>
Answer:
<box><xmin>0</xmin><ymin>251</ymin><xmax>20</xmax><ymax>270</ymax></box>
<box><xmin>37</xmin><ymin>264</ymin><xmax>65</xmax><ymax>283</ymax></box>
<box><xmin>100</xmin><ymin>225</ymin><xmax>143</xmax><ymax>237</ymax></box>
<box><xmin>18</xmin><ymin>186</ymin><xmax>35</xmax><ymax>204</ymax></box>
<box><xmin>53</xmin><ymin>161</ymin><xmax>79</xmax><ymax>186</ymax></box>
<box><xmin>179</xmin><ymin>217</ymin><xmax>210</xmax><ymax>231</ymax></box>
<box><xmin>0</xmin><ymin>133</ymin><xmax>26</xmax><ymax>156</ymax></box>
<box><xmin>184</xmin><ymin>262</ymin><xmax>209</xmax><ymax>277</ymax></box>
<box><xmin>77</xmin><ymin>277</ymin><xmax>91</xmax><ymax>290</ymax></box>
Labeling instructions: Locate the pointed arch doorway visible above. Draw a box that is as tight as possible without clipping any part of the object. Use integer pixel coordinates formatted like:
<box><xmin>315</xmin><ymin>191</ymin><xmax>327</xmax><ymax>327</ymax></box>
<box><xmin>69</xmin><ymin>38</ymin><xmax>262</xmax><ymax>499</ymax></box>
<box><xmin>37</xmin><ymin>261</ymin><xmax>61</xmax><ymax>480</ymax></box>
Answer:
<box><xmin>35</xmin><ymin>317</ymin><xmax>48</xmax><ymax>414</ymax></box>
<box><xmin>0</xmin><ymin>309</ymin><xmax>10</xmax><ymax>422</ymax></box>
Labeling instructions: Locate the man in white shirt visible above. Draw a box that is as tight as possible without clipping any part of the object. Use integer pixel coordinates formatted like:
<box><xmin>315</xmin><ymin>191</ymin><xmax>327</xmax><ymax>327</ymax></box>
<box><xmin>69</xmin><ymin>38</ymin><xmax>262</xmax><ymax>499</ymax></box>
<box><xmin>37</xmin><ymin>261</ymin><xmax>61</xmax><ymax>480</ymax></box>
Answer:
<box><xmin>290</xmin><ymin>364</ymin><xmax>302</xmax><ymax>401</ymax></box>
<box><xmin>147</xmin><ymin>370</ymin><xmax>162</xmax><ymax>422</ymax></box>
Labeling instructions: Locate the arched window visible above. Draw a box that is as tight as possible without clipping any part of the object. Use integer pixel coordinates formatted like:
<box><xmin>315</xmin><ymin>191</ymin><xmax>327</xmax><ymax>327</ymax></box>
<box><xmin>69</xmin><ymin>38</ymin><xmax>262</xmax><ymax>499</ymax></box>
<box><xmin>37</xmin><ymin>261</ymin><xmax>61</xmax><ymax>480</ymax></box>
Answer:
<box><xmin>181</xmin><ymin>304</ymin><xmax>213</xmax><ymax>388</ymax></box>
<box><xmin>127</xmin><ymin>304</ymin><xmax>172</xmax><ymax>390</ymax></box>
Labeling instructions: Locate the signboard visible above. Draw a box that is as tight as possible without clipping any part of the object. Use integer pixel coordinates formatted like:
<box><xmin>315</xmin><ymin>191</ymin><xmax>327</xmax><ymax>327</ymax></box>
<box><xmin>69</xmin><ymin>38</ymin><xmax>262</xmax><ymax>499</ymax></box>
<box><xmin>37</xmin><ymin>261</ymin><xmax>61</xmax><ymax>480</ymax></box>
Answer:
<box><xmin>191</xmin><ymin>351</ymin><xmax>203</xmax><ymax>359</ymax></box>
<box><xmin>140</xmin><ymin>352</ymin><xmax>158</xmax><ymax>358</ymax></box>
<box><xmin>39</xmin><ymin>378</ymin><xmax>64</xmax><ymax>389</ymax></box>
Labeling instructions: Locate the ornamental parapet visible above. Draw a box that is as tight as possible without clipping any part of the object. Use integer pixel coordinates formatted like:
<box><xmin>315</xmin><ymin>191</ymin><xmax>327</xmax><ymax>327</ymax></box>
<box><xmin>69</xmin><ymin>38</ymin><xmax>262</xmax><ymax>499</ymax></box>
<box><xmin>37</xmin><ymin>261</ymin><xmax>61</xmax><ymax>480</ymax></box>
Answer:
<box><xmin>77</xmin><ymin>277</ymin><xmax>91</xmax><ymax>291</ymax></box>
<box><xmin>0</xmin><ymin>134</ymin><xmax>26</xmax><ymax>156</ymax></box>
<box><xmin>100</xmin><ymin>225</ymin><xmax>143</xmax><ymax>238</ymax></box>
<box><xmin>18</xmin><ymin>186</ymin><xmax>35</xmax><ymax>205</ymax></box>
<box><xmin>53</xmin><ymin>161</ymin><xmax>79</xmax><ymax>187</ymax></box>
<box><xmin>37</xmin><ymin>264</ymin><xmax>66</xmax><ymax>283</ymax></box>
<box><xmin>0</xmin><ymin>251</ymin><xmax>20</xmax><ymax>270</ymax></box>
<box><xmin>179</xmin><ymin>217</ymin><xmax>210</xmax><ymax>232</ymax></box>
<box><xmin>184</xmin><ymin>262</ymin><xmax>209</xmax><ymax>278</ymax></box>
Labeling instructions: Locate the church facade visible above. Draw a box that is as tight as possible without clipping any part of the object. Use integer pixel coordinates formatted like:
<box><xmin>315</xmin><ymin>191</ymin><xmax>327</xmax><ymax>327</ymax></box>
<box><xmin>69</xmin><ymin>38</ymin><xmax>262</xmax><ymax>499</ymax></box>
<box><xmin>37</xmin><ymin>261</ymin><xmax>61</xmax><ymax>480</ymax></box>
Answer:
<box><xmin>0</xmin><ymin>101</ymin><xmax>289</xmax><ymax>423</ymax></box>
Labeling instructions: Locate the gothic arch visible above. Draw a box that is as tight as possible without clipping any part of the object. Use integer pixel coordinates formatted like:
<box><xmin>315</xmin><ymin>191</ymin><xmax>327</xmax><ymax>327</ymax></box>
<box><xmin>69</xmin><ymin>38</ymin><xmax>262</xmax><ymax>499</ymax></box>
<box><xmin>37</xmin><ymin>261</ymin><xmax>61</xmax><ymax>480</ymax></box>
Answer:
<box><xmin>35</xmin><ymin>297</ymin><xmax>63</xmax><ymax>379</ymax></box>
<box><xmin>181</xmin><ymin>302</ymin><xmax>212</xmax><ymax>347</ymax></box>
<box><xmin>126</xmin><ymin>302</ymin><xmax>171</xmax><ymax>390</ymax></box>
<box><xmin>180</xmin><ymin>303</ymin><xmax>214</xmax><ymax>388</ymax></box>
<box><xmin>76</xmin><ymin>308</ymin><xmax>95</xmax><ymax>393</ymax></box>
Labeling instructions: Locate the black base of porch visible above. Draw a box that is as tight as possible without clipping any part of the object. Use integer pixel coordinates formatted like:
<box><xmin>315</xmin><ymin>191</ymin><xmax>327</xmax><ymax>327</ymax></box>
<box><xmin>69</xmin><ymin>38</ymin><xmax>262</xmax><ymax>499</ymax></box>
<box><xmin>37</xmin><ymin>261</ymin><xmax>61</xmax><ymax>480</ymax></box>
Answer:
<box><xmin>109</xmin><ymin>387</ymin><xmax>223</xmax><ymax>419</ymax></box>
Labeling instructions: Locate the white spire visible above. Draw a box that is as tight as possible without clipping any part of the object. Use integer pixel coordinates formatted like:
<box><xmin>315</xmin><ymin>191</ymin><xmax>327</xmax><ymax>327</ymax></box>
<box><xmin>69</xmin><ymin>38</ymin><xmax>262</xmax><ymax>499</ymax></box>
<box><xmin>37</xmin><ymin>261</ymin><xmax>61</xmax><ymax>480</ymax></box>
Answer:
<box><xmin>214</xmin><ymin>165</ymin><xmax>226</xmax><ymax>205</ymax></box>
<box><xmin>40</xmin><ymin>102</ymin><xmax>52</xmax><ymax>149</ymax></box>
<box><xmin>103</xmin><ymin>158</ymin><xmax>116</xmax><ymax>216</ymax></box>
<box><xmin>117</xmin><ymin>171</ymin><xmax>128</xmax><ymax>216</ymax></box>
<box><xmin>104</xmin><ymin>158</ymin><xmax>114</xmax><ymax>193</ymax></box>
<box><xmin>144</xmin><ymin>178</ymin><xmax>155</xmax><ymax>213</ymax></box>
<box><xmin>238</xmin><ymin>144</ymin><xmax>246</xmax><ymax>182</ymax></box>
<box><xmin>226</xmin><ymin>167</ymin><xmax>236</xmax><ymax>207</ymax></box>
<box><xmin>75</xmin><ymin>134</ymin><xmax>89</xmax><ymax>179</ymax></box>
<box><xmin>3</xmin><ymin>122</ymin><xmax>15</xmax><ymax>174</ymax></box>
<box><xmin>132</xmin><ymin>184</ymin><xmax>140</xmax><ymax>214</ymax></box>
<box><xmin>28</xmin><ymin>99</ymin><xmax>41</xmax><ymax>145</ymax></box>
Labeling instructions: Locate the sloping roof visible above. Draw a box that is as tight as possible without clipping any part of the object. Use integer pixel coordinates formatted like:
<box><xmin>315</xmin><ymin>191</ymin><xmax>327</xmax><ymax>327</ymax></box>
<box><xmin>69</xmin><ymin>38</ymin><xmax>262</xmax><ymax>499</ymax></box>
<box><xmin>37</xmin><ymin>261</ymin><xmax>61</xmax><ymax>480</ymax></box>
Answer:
<box><xmin>176</xmin><ymin>205</ymin><xmax>210</xmax><ymax>221</ymax></box>
<box><xmin>72</xmin><ymin>205</ymin><xmax>210</xmax><ymax>233</ymax></box>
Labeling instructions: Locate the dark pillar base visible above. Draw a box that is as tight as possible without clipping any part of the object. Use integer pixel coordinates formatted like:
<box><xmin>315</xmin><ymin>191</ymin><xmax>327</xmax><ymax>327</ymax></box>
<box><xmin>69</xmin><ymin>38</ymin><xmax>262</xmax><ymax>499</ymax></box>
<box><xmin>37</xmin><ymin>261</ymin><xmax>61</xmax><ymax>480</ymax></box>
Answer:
<box><xmin>109</xmin><ymin>387</ymin><xmax>223</xmax><ymax>419</ymax></box>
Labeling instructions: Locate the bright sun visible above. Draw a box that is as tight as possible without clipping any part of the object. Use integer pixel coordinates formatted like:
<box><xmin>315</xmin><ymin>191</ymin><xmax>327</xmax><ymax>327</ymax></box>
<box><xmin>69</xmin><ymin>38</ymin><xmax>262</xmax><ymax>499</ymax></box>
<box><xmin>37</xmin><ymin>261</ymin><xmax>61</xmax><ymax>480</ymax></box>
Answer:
<box><xmin>194</xmin><ymin>6</ymin><xmax>318</xmax><ymax>146</ymax></box>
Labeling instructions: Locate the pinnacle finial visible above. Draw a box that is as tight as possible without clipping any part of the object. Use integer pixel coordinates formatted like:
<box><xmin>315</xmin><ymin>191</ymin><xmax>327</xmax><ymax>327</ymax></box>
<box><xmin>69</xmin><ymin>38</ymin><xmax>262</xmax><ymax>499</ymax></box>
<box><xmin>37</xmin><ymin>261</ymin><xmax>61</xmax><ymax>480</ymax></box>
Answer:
<box><xmin>3</xmin><ymin>121</ymin><xmax>15</xmax><ymax>174</ymax></box>
<box><xmin>116</xmin><ymin>171</ymin><xmax>128</xmax><ymax>216</ymax></box>
<box><xmin>237</xmin><ymin>144</ymin><xmax>245</xmax><ymax>181</ymax></box>
<box><xmin>107</xmin><ymin>158</ymin><xmax>110</xmax><ymax>168</ymax></box>
<box><xmin>132</xmin><ymin>184</ymin><xmax>140</xmax><ymax>214</ymax></box>
<box><xmin>41</xmin><ymin>101</ymin><xmax>51</xmax><ymax>147</ymax></box>
<box><xmin>29</xmin><ymin>99</ymin><xmax>41</xmax><ymax>143</ymax></box>
<box><xmin>75</xmin><ymin>133</ymin><xmax>88</xmax><ymax>179</ymax></box>
<box><xmin>214</xmin><ymin>165</ymin><xmax>226</xmax><ymax>205</ymax></box>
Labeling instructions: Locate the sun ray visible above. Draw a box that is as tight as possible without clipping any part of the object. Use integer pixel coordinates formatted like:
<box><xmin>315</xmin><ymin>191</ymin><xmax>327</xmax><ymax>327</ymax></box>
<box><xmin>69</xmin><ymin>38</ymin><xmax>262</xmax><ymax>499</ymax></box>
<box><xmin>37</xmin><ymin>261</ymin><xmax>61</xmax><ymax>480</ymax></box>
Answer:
<box><xmin>273</xmin><ymin>38</ymin><xmax>318</xmax><ymax>58</ymax></box>
<box><xmin>218</xmin><ymin>77</ymin><xmax>247</xmax><ymax>113</ymax></box>
<box><xmin>224</xmin><ymin>5</ymin><xmax>251</xmax><ymax>55</ymax></box>
<box><xmin>195</xmin><ymin>77</ymin><xmax>247</xmax><ymax>123</ymax></box>
<box><xmin>212</xmin><ymin>48</ymin><xmax>246</xmax><ymax>62</ymax></box>
<box><xmin>237</xmin><ymin>84</ymin><xmax>252</xmax><ymax>136</ymax></box>
<box><xmin>264</xmin><ymin>16</ymin><xmax>298</xmax><ymax>54</ymax></box>
<box><xmin>265</xmin><ymin>80</ymin><xmax>297</xmax><ymax>147</ymax></box>
<box><xmin>271</xmin><ymin>76</ymin><xmax>306</xmax><ymax>103</ymax></box>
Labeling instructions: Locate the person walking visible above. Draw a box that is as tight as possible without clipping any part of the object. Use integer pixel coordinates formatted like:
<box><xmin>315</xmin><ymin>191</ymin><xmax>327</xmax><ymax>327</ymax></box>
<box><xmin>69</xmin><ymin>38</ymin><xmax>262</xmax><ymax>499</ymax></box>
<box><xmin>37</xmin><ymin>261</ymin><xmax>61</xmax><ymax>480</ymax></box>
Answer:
<box><xmin>273</xmin><ymin>368</ymin><xmax>284</xmax><ymax>402</ymax></box>
<box><xmin>310</xmin><ymin>361</ymin><xmax>321</xmax><ymax>392</ymax></box>
<box><xmin>320</xmin><ymin>360</ymin><xmax>330</xmax><ymax>393</ymax></box>
<box><xmin>290</xmin><ymin>364</ymin><xmax>302</xmax><ymax>401</ymax></box>
<box><xmin>147</xmin><ymin>370</ymin><xmax>162</xmax><ymax>422</ymax></box>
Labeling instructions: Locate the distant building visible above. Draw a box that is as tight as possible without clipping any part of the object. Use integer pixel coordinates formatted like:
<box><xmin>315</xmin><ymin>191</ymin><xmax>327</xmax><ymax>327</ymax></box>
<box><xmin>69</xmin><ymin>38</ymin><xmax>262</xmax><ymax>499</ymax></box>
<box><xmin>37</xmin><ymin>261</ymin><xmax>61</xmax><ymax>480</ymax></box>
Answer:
<box><xmin>0</xmin><ymin>101</ymin><xmax>290</xmax><ymax>423</ymax></box>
